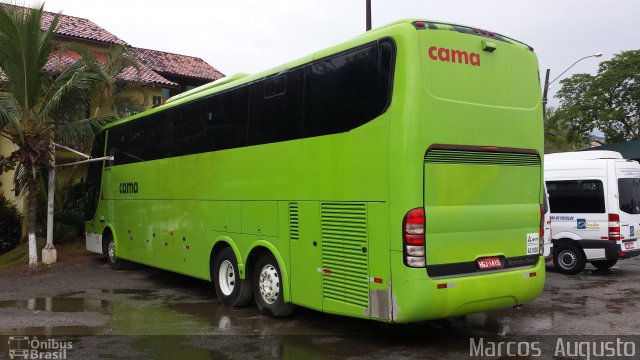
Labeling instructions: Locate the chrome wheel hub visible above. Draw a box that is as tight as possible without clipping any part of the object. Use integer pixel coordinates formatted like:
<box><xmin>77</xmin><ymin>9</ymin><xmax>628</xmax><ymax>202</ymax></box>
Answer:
<box><xmin>258</xmin><ymin>264</ymin><xmax>280</xmax><ymax>304</ymax></box>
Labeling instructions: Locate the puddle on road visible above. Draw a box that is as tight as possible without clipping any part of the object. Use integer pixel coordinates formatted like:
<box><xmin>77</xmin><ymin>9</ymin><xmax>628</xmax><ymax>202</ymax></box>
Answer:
<box><xmin>1</xmin><ymin>263</ymin><xmax>638</xmax><ymax>355</ymax></box>
<box><xmin>0</xmin><ymin>297</ymin><xmax>109</xmax><ymax>313</ymax></box>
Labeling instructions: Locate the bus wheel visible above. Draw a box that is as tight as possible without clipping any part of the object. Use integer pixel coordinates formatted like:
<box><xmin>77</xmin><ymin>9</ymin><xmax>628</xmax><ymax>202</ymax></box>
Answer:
<box><xmin>591</xmin><ymin>259</ymin><xmax>618</xmax><ymax>270</ymax></box>
<box><xmin>105</xmin><ymin>235</ymin><xmax>123</xmax><ymax>271</ymax></box>
<box><xmin>212</xmin><ymin>247</ymin><xmax>252</xmax><ymax>307</ymax></box>
<box><xmin>553</xmin><ymin>244</ymin><xmax>585</xmax><ymax>275</ymax></box>
<box><xmin>253</xmin><ymin>253</ymin><xmax>295</xmax><ymax>317</ymax></box>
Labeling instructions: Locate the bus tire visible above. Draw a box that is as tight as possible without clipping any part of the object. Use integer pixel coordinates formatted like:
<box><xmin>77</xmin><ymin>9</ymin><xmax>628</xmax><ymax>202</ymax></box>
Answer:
<box><xmin>553</xmin><ymin>244</ymin><xmax>586</xmax><ymax>275</ymax></box>
<box><xmin>253</xmin><ymin>253</ymin><xmax>295</xmax><ymax>318</ymax></box>
<box><xmin>212</xmin><ymin>247</ymin><xmax>252</xmax><ymax>307</ymax></box>
<box><xmin>105</xmin><ymin>234</ymin><xmax>124</xmax><ymax>271</ymax></box>
<box><xmin>591</xmin><ymin>259</ymin><xmax>617</xmax><ymax>270</ymax></box>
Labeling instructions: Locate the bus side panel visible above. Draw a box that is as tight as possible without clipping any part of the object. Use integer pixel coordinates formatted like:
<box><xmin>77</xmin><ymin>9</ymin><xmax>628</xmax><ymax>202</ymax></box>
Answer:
<box><xmin>288</xmin><ymin>201</ymin><xmax>323</xmax><ymax>310</ymax></box>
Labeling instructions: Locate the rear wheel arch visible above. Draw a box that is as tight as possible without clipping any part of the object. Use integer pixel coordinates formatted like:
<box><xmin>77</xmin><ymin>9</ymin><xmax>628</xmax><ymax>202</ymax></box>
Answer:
<box><xmin>209</xmin><ymin>237</ymin><xmax>245</xmax><ymax>280</ymax></box>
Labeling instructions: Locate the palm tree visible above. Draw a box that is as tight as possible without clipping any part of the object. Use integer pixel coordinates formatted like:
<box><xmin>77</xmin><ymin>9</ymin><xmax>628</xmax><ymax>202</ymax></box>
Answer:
<box><xmin>0</xmin><ymin>4</ymin><xmax>112</xmax><ymax>269</ymax></box>
<box><xmin>56</xmin><ymin>44</ymin><xmax>145</xmax><ymax>211</ymax></box>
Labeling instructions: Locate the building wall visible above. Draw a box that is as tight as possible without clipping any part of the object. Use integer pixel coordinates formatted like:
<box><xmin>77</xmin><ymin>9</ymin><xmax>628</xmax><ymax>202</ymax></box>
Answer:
<box><xmin>0</xmin><ymin>137</ymin><xmax>24</xmax><ymax>213</ymax></box>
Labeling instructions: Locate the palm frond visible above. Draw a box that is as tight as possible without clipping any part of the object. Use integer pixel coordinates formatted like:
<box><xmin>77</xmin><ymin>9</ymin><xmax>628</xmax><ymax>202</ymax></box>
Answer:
<box><xmin>56</xmin><ymin>116</ymin><xmax>116</xmax><ymax>147</ymax></box>
<box><xmin>0</xmin><ymin>4</ymin><xmax>58</xmax><ymax>115</ymax></box>
<box><xmin>0</xmin><ymin>91</ymin><xmax>24</xmax><ymax>143</ymax></box>
<box><xmin>36</xmin><ymin>60</ymin><xmax>103</xmax><ymax>124</ymax></box>
<box><xmin>12</xmin><ymin>161</ymin><xmax>37</xmax><ymax>197</ymax></box>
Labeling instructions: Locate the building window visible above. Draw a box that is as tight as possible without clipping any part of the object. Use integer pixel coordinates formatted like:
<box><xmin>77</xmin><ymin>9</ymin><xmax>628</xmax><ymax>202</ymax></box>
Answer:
<box><xmin>153</xmin><ymin>96</ymin><xmax>162</xmax><ymax>108</ymax></box>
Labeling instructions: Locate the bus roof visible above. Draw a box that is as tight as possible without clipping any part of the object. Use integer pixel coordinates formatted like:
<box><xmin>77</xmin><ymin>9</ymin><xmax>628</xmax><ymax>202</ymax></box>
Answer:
<box><xmin>102</xmin><ymin>18</ymin><xmax>533</xmax><ymax>131</ymax></box>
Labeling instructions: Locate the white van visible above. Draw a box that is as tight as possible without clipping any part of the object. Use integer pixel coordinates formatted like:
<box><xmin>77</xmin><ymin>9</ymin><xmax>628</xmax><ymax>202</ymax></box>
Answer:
<box><xmin>544</xmin><ymin>150</ymin><xmax>640</xmax><ymax>274</ymax></box>
<box><xmin>543</xmin><ymin>187</ymin><xmax>552</xmax><ymax>260</ymax></box>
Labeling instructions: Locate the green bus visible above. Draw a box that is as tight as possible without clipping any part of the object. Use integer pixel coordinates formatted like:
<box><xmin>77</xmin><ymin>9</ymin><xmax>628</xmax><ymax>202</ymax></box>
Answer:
<box><xmin>85</xmin><ymin>19</ymin><xmax>545</xmax><ymax>323</ymax></box>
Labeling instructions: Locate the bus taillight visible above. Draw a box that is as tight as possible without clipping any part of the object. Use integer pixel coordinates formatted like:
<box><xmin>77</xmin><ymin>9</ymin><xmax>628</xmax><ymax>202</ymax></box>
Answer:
<box><xmin>403</xmin><ymin>208</ymin><xmax>425</xmax><ymax>268</ymax></box>
<box><xmin>539</xmin><ymin>204</ymin><xmax>544</xmax><ymax>237</ymax></box>
<box><xmin>608</xmin><ymin>213</ymin><xmax>621</xmax><ymax>241</ymax></box>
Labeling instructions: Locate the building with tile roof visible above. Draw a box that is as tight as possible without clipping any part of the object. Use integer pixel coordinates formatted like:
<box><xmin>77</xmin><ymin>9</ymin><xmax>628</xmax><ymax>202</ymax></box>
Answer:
<box><xmin>0</xmin><ymin>5</ymin><xmax>225</xmax><ymax>211</ymax></box>
<box><xmin>40</xmin><ymin>7</ymin><xmax>224</xmax><ymax>98</ymax></box>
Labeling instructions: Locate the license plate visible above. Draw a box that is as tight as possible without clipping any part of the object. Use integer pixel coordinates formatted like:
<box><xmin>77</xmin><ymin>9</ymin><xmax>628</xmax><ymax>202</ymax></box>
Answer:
<box><xmin>624</xmin><ymin>242</ymin><xmax>636</xmax><ymax>250</ymax></box>
<box><xmin>477</xmin><ymin>257</ymin><xmax>504</xmax><ymax>270</ymax></box>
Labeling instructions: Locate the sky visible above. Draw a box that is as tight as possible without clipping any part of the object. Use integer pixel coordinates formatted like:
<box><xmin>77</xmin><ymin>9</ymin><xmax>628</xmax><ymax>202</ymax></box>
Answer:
<box><xmin>7</xmin><ymin>0</ymin><xmax>640</xmax><ymax>107</ymax></box>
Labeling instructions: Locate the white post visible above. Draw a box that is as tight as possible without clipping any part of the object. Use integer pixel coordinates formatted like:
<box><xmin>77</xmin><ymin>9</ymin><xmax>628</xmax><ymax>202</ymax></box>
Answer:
<box><xmin>42</xmin><ymin>143</ymin><xmax>57</xmax><ymax>265</ymax></box>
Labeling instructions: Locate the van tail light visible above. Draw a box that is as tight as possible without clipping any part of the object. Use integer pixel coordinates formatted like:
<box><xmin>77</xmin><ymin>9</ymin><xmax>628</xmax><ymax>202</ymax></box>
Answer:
<box><xmin>608</xmin><ymin>213</ymin><xmax>621</xmax><ymax>241</ymax></box>
<box><xmin>403</xmin><ymin>208</ymin><xmax>425</xmax><ymax>268</ymax></box>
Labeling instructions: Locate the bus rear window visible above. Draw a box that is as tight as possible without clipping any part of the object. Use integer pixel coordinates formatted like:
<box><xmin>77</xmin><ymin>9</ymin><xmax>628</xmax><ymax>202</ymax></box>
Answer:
<box><xmin>618</xmin><ymin>178</ymin><xmax>640</xmax><ymax>214</ymax></box>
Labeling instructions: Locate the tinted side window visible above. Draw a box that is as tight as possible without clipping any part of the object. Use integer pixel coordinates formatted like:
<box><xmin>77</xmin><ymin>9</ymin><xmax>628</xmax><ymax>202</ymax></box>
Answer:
<box><xmin>248</xmin><ymin>70</ymin><xmax>303</xmax><ymax>145</ymax></box>
<box><xmin>618</xmin><ymin>178</ymin><xmax>640</xmax><ymax>214</ymax></box>
<box><xmin>303</xmin><ymin>40</ymin><xmax>394</xmax><ymax>138</ymax></box>
<box><xmin>174</xmin><ymin>101</ymin><xmax>208</xmax><ymax>157</ymax></box>
<box><xmin>546</xmin><ymin>180</ymin><xmax>605</xmax><ymax>213</ymax></box>
<box><xmin>85</xmin><ymin>132</ymin><xmax>105</xmax><ymax>221</ymax></box>
<box><xmin>109</xmin><ymin>122</ymin><xmax>146</xmax><ymax>166</ymax></box>
<box><xmin>206</xmin><ymin>87</ymin><xmax>249</xmax><ymax>151</ymax></box>
<box><xmin>145</xmin><ymin>110</ymin><xmax>175</xmax><ymax>160</ymax></box>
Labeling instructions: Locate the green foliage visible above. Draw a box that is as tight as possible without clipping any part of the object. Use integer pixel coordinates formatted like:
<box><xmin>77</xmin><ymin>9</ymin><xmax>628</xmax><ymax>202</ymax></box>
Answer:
<box><xmin>0</xmin><ymin>195</ymin><xmax>21</xmax><ymax>254</ymax></box>
<box><xmin>552</xmin><ymin>50</ymin><xmax>640</xmax><ymax>144</ymax></box>
<box><xmin>36</xmin><ymin>180</ymin><xmax>85</xmax><ymax>244</ymax></box>
<box><xmin>0</xmin><ymin>4</ymin><xmax>121</xmax><ymax>267</ymax></box>
<box><xmin>544</xmin><ymin>107</ymin><xmax>590</xmax><ymax>153</ymax></box>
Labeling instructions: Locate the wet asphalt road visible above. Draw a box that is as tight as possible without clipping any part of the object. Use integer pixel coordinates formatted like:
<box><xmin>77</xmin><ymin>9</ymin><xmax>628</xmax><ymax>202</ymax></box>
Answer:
<box><xmin>0</xmin><ymin>256</ymin><xmax>639</xmax><ymax>359</ymax></box>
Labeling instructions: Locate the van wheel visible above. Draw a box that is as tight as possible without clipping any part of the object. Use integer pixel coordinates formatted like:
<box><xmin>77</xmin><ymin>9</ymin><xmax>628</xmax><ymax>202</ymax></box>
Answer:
<box><xmin>553</xmin><ymin>244</ymin><xmax>586</xmax><ymax>275</ymax></box>
<box><xmin>591</xmin><ymin>259</ymin><xmax>618</xmax><ymax>270</ymax></box>
<box><xmin>105</xmin><ymin>234</ymin><xmax>123</xmax><ymax>270</ymax></box>
<box><xmin>253</xmin><ymin>253</ymin><xmax>295</xmax><ymax>317</ymax></box>
<box><xmin>212</xmin><ymin>247</ymin><xmax>253</xmax><ymax>307</ymax></box>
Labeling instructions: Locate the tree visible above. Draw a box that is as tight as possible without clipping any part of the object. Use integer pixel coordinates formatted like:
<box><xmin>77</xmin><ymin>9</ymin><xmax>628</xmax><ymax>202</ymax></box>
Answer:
<box><xmin>56</xmin><ymin>44</ymin><xmax>144</xmax><ymax>212</ymax></box>
<box><xmin>0</xmin><ymin>4</ymin><xmax>111</xmax><ymax>270</ymax></box>
<box><xmin>552</xmin><ymin>50</ymin><xmax>640</xmax><ymax>144</ymax></box>
<box><xmin>544</xmin><ymin>106</ymin><xmax>590</xmax><ymax>153</ymax></box>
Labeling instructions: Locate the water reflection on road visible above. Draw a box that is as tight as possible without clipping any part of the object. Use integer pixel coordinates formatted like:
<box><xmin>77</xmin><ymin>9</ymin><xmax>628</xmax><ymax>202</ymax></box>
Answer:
<box><xmin>0</xmin><ymin>259</ymin><xmax>639</xmax><ymax>359</ymax></box>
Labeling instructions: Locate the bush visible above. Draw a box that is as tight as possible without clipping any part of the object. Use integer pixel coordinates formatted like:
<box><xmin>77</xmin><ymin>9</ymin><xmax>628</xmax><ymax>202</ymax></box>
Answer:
<box><xmin>36</xmin><ymin>180</ymin><xmax>85</xmax><ymax>244</ymax></box>
<box><xmin>0</xmin><ymin>196</ymin><xmax>22</xmax><ymax>254</ymax></box>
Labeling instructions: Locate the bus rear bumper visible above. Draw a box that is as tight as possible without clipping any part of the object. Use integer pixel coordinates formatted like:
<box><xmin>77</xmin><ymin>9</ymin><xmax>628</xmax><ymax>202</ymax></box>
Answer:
<box><xmin>390</xmin><ymin>257</ymin><xmax>545</xmax><ymax>323</ymax></box>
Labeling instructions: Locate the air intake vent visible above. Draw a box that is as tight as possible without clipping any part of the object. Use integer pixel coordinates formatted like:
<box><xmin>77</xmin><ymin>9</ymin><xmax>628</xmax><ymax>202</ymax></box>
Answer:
<box><xmin>289</xmin><ymin>202</ymin><xmax>299</xmax><ymax>241</ymax></box>
<box><xmin>425</xmin><ymin>149</ymin><xmax>540</xmax><ymax>166</ymax></box>
<box><xmin>320</xmin><ymin>202</ymin><xmax>369</xmax><ymax>308</ymax></box>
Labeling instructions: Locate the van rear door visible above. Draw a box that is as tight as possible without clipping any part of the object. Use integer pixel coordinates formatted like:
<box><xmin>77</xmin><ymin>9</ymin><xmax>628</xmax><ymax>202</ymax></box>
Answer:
<box><xmin>614</xmin><ymin>161</ymin><xmax>640</xmax><ymax>251</ymax></box>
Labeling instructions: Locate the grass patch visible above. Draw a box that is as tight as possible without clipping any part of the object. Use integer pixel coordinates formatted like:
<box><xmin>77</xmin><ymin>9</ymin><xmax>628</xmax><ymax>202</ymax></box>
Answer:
<box><xmin>0</xmin><ymin>238</ymin><xmax>46</xmax><ymax>271</ymax></box>
<box><xmin>0</xmin><ymin>237</ymin><xmax>88</xmax><ymax>271</ymax></box>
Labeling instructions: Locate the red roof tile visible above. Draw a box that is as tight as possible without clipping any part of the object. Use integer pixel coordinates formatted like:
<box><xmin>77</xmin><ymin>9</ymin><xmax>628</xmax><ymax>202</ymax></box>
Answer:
<box><xmin>5</xmin><ymin>5</ymin><xmax>222</xmax><ymax>86</ymax></box>
<box><xmin>132</xmin><ymin>48</ymin><xmax>225</xmax><ymax>81</ymax></box>
<box><xmin>44</xmin><ymin>50</ymin><xmax>178</xmax><ymax>87</ymax></box>
<box><xmin>41</xmin><ymin>10</ymin><xmax>129</xmax><ymax>46</ymax></box>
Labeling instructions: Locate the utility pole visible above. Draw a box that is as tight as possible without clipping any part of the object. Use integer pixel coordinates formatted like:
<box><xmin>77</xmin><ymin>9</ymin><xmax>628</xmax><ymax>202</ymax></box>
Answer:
<box><xmin>542</xmin><ymin>53</ymin><xmax>603</xmax><ymax>118</ymax></box>
<box><xmin>542</xmin><ymin>69</ymin><xmax>550</xmax><ymax>116</ymax></box>
<box><xmin>366</xmin><ymin>0</ymin><xmax>371</xmax><ymax>31</ymax></box>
